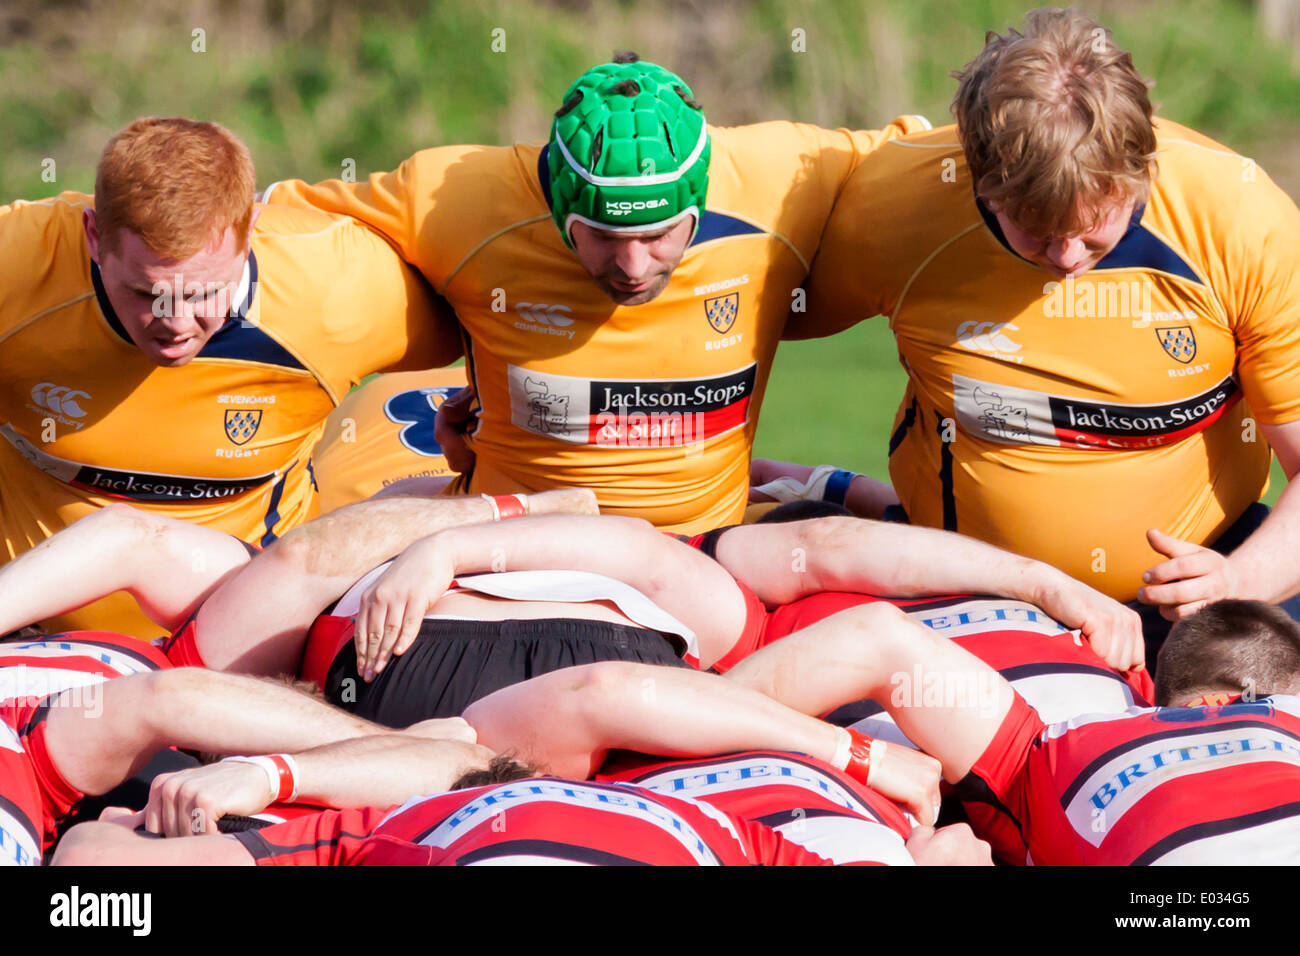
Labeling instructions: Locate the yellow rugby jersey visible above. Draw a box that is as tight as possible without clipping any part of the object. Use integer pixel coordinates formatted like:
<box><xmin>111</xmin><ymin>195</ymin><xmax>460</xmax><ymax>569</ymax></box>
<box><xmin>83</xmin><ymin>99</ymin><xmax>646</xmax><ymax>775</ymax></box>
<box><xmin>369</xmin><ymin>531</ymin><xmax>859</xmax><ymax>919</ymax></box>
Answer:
<box><xmin>803</xmin><ymin>119</ymin><xmax>1300</xmax><ymax>600</ymax></box>
<box><xmin>311</xmin><ymin>367</ymin><xmax>467</xmax><ymax>512</ymax></box>
<box><xmin>0</xmin><ymin>193</ymin><xmax>459</xmax><ymax>635</ymax></box>
<box><xmin>265</xmin><ymin>118</ymin><xmax>930</xmax><ymax>533</ymax></box>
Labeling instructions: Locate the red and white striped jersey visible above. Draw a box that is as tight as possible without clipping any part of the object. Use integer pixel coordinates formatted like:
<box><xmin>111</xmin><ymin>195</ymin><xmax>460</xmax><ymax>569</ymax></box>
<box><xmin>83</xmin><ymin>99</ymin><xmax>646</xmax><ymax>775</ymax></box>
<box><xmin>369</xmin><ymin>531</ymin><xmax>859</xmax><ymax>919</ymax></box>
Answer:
<box><xmin>0</xmin><ymin>631</ymin><xmax>170</xmax><ymax>707</ymax></box>
<box><xmin>0</xmin><ymin>712</ymin><xmax>42</xmax><ymax>866</ymax></box>
<box><xmin>232</xmin><ymin>776</ymin><xmax>834</xmax><ymax>866</ymax></box>
<box><xmin>596</xmin><ymin>750</ymin><xmax>914</xmax><ymax>865</ymax></box>
<box><xmin>974</xmin><ymin>692</ymin><xmax>1300</xmax><ymax>865</ymax></box>
<box><xmin>796</xmin><ymin>594</ymin><xmax>1154</xmax><ymax>738</ymax></box>
<box><xmin>745</xmin><ymin>591</ymin><xmax>1153</xmax><ymax>864</ymax></box>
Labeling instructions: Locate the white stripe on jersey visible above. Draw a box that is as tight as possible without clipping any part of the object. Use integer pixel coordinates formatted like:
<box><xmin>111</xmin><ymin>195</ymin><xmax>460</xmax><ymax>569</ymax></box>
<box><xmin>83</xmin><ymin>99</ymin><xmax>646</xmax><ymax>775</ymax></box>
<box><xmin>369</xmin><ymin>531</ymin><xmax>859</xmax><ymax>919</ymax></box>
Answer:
<box><xmin>0</xmin><ymin>665</ymin><xmax>109</xmax><ymax>704</ymax></box>
<box><xmin>1148</xmin><ymin>812</ymin><xmax>1300</xmax><ymax>865</ymax></box>
<box><xmin>909</xmin><ymin>598</ymin><xmax>1071</xmax><ymax>639</ymax></box>
<box><xmin>0</xmin><ymin>721</ymin><xmax>21</xmax><ymax>754</ymax></box>
<box><xmin>1067</xmin><ymin>726</ymin><xmax>1300</xmax><ymax>847</ymax></box>
<box><xmin>414</xmin><ymin>780</ymin><xmax>733</xmax><ymax>865</ymax></box>
<box><xmin>850</xmin><ymin>673</ymin><xmax>1140</xmax><ymax>749</ymax></box>
<box><xmin>772</xmin><ymin>815</ymin><xmax>912</xmax><ymax>866</ymax></box>
<box><xmin>628</xmin><ymin>754</ymin><xmax>911</xmax><ymax>865</ymax></box>
<box><xmin>0</xmin><ymin>802</ymin><xmax>40</xmax><ymax>867</ymax></box>
<box><xmin>629</xmin><ymin>755</ymin><xmax>867</xmax><ymax>815</ymax></box>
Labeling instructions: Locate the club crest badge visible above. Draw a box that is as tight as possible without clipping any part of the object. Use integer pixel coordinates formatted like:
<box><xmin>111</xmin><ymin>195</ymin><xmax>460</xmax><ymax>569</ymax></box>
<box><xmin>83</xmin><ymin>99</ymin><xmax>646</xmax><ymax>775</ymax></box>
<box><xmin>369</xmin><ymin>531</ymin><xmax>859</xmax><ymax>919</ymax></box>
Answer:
<box><xmin>1156</xmin><ymin>325</ymin><xmax>1197</xmax><ymax>364</ymax></box>
<box><xmin>224</xmin><ymin>409</ymin><xmax>262</xmax><ymax>445</ymax></box>
<box><xmin>704</xmin><ymin>293</ymin><xmax>739</xmax><ymax>334</ymax></box>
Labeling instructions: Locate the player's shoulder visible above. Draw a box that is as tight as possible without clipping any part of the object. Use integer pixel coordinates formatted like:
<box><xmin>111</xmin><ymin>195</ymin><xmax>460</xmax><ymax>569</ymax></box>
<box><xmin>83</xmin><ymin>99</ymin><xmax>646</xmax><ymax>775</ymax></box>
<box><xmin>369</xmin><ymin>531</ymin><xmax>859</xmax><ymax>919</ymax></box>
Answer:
<box><xmin>0</xmin><ymin>191</ymin><xmax>91</xmax><ymax>257</ymax></box>
<box><xmin>1150</xmin><ymin>116</ymin><xmax>1291</xmax><ymax>221</ymax></box>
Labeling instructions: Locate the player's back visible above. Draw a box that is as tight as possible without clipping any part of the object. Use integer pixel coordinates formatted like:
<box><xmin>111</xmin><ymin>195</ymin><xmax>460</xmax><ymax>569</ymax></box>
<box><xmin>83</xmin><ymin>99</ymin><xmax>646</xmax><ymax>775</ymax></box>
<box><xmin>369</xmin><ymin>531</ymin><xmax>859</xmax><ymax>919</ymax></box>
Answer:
<box><xmin>0</xmin><ymin>631</ymin><xmax>169</xmax><ymax>706</ymax></box>
<box><xmin>1024</xmin><ymin>695</ymin><xmax>1300</xmax><ymax>864</ymax></box>
<box><xmin>597</xmin><ymin>749</ymin><xmax>915</xmax><ymax>865</ymax></box>
<box><xmin>236</xmin><ymin>776</ymin><xmax>833</xmax><ymax>865</ymax></box>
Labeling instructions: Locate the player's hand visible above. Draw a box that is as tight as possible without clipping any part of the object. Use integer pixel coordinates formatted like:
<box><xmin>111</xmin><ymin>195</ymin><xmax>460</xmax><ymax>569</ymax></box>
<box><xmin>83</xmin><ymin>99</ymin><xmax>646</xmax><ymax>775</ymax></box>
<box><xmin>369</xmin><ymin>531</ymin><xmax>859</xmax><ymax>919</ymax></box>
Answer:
<box><xmin>402</xmin><ymin>715</ymin><xmax>478</xmax><ymax>744</ymax></box>
<box><xmin>525</xmin><ymin>487</ymin><xmax>600</xmax><ymax>517</ymax></box>
<box><xmin>144</xmin><ymin>762</ymin><xmax>274</xmax><ymax>838</ymax></box>
<box><xmin>1137</xmin><ymin>528</ymin><xmax>1239</xmax><ymax>623</ymax></box>
<box><xmin>98</xmin><ymin>806</ymin><xmax>146</xmax><ymax>829</ymax></box>
<box><xmin>1032</xmin><ymin>568</ymin><xmax>1145</xmax><ymax>672</ymax></box>
<box><xmin>905</xmin><ymin>824</ymin><xmax>994</xmax><ymax>866</ymax></box>
<box><xmin>355</xmin><ymin>537</ymin><xmax>455</xmax><ymax>681</ymax></box>
<box><xmin>865</xmin><ymin>740</ymin><xmax>943</xmax><ymax>826</ymax></box>
<box><xmin>434</xmin><ymin>386</ymin><xmax>477</xmax><ymax>475</ymax></box>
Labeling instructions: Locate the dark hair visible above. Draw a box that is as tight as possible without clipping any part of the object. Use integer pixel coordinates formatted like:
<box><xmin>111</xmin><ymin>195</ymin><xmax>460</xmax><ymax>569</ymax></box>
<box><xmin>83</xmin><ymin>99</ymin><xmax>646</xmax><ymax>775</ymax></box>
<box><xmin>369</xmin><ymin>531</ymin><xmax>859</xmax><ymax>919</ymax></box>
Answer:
<box><xmin>450</xmin><ymin>753</ymin><xmax>538</xmax><ymax>791</ymax></box>
<box><xmin>755</xmin><ymin>500</ymin><xmax>855</xmax><ymax>524</ymax></box>
<box><xmin>1155</xmin><ymin>600</ymin><xmax>1300</xmax><ymax>706</ymax></box>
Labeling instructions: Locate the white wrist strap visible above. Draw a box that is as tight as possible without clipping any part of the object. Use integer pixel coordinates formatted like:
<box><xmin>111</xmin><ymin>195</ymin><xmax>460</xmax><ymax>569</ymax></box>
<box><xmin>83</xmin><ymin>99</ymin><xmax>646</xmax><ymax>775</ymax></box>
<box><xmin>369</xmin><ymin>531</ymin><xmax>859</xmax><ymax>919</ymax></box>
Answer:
<box><xmin>753</xmin><ymin>464</ymin><xmax>841</xmax><ymax>503</ymax></box>
<box><xmin>831</xmin><ymin>727</ymin><xmax>853</xmax><ymax>771</ymax></box>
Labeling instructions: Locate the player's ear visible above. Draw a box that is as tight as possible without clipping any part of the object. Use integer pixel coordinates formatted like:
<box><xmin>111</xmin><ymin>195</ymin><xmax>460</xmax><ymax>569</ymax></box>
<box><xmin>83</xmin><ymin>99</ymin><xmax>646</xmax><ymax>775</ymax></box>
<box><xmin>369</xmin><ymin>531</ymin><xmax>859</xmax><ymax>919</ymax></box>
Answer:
<box><xmin>83</xmin><ymin>208</ymin><xmax>101</xmax><ymax>264</ymax></box>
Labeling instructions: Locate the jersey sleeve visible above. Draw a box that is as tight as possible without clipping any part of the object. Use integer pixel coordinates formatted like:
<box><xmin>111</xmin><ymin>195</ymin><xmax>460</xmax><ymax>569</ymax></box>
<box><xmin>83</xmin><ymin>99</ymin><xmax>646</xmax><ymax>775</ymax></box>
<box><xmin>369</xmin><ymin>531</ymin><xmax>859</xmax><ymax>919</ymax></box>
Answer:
<box><xmin>961</xmin><ymin>692</ymin><xmax>1045</xmax><ymax>825</ymax></box>
<box><xmin>258</xmin><ymin>207</ymin><xmax>464</xmax><ymax>396</ymax></box>
<box><xmin>230</xmin><ymin>806</ymin><xmax>390</xmax><ymax>866</ymax></box>
<box><xmin>264</xmin><ymin>157</ymin><xmax>427</xmax><ymax>269</ymax></box>
<box><xmin>262</xmin><ymin>145</ymin><xmax>494</xmax><ymax>292</ymax></box>
<box><xmin>1219</xmin><ymin>166</ymin><xmax>1300</xmax><ymax>426</ymax></box>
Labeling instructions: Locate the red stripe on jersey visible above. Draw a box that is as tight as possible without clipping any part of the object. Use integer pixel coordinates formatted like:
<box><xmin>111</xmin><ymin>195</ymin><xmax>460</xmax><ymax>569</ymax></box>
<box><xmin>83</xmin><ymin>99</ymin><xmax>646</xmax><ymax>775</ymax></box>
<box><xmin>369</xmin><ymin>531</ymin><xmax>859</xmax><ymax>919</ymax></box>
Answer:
<box><xmin>232</xmin><ymin>806</ymin><xmax>393</xmax><ymax>866</ymax></box>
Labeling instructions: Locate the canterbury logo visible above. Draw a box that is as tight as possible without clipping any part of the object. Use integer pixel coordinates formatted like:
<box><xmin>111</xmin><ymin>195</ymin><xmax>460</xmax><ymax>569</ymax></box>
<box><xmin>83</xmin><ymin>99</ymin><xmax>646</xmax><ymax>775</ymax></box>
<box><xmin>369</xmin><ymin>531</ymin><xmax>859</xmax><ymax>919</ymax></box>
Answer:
<box><xmin>956</xmin><ymin>321</ymin><xmax>1022</xmax><ymax>354</ymax></box>
<box><xmin>515</xmin><ymin>303</ymin><xmax>575</xmax><ymax>327</ymax></box>
<box><xmin>31</xmin><ymin>382</ymin><xmax>91</xmax><ymax>417</ymax></box>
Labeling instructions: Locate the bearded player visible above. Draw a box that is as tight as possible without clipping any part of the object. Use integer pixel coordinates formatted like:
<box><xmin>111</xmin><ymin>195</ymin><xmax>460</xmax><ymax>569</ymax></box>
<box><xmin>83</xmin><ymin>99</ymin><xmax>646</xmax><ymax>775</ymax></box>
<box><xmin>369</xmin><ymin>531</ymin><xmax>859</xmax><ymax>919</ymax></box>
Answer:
<box><xmin>264</xmin><ymin>53</ymin><xmax>930</xmax><ymax>533</ymax></box>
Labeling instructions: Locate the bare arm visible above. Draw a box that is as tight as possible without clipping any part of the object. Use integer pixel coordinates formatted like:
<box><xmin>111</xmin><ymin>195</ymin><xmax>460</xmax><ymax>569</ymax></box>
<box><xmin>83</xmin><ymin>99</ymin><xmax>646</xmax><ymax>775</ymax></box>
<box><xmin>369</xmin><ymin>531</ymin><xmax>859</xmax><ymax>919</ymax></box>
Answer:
<box><xmin>193</xmin><ymin>487</ymin><xmax>597</xmax><ymax>674</ymax></box>
<box><xmin>0</xmin><ymin>504</ymin><xmax>251</xmax><ymax>634</ymax></box>
<box><xmin>143</xmin><ymin>734</ymin><xmax>490</xmax><ymax>836</ymax></box>
<box><xmin>462</xmin><ymin>660</ymin><xmax>941</xmax><ymax>825</ymax></box>
<box><xmin>749</xmin><ymin>458</ymin><xmax>901</xmax><ymax>519</ymax></box>
<box><xmin>1139</xmin><ymin>421</ymin><xmax>1300</xmax><ymax>618</ymax></box>
<box><xmin>723</xmin><ymin>601</ymin><xmax>1016</xmax><ymax>783</ymax></box>
<box><xmin>713</xmin><ymin>517</ymin><xmax>1145</xmax><ymax>671</ymax></box>
<box><xmin>43</xmin><ymin>667</ymin><xmax>392</xmax><ymax>800</ymax></box>
<box><xmin>355</xmin><ymin>514</ymin><xmax>749</xmax><ymax>675</ymax></box>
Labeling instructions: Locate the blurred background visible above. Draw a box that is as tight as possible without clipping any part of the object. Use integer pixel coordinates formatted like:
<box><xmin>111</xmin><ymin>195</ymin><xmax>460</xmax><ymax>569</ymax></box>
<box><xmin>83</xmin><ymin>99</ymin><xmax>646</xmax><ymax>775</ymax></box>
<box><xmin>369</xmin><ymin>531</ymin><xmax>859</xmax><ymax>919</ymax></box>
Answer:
<box><xmin>3</xmin><ymin>0</ymin><xmax>1297</xmax><ymax>497</ymax></box>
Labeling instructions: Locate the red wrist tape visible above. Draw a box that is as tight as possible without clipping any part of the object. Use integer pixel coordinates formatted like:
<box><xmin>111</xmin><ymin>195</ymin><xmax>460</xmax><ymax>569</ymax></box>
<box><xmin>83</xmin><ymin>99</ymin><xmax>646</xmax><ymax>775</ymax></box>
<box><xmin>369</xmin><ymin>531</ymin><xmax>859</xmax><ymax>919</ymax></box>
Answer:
<box><xmin>844</xmin><ymin>729</ymin><xmax>874</xmax><ymax>785</ymax></box>
<box><xmin>268</xmin><ymin>754</ymin><xmax>296</xmax><ymax>803</ymax></box>
<box><xmin>493</xmin><ymin>494</ymin><xmax>527</xmax><ymax>520</ymax></box>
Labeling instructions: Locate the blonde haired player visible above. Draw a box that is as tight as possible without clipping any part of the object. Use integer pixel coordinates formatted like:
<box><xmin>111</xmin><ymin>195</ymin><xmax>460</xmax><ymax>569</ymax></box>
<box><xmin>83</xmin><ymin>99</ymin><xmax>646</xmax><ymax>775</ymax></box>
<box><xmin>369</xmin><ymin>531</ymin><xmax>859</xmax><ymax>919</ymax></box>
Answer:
<box><xmin>800</xmin><ymin>8</ymin><xmax>1300</xmax><ymax>660</ymax></box>
<box><xmin>0</xmin><ymin>117</ymin><xmax>461</xmax><ymax>637</ymax></box>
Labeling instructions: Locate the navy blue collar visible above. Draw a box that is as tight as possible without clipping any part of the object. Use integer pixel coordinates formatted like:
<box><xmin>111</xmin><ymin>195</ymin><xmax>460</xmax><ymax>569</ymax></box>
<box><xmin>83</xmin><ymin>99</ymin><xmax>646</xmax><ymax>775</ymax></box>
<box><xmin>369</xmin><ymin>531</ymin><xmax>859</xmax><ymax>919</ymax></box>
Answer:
<box><xmin>92</xmin><ymin>251</ymin><xmax>259</xmax><ymax>348</ymax></box>
<box><xmin>974</xmin><ymin>193</ymin><xmax>1146</xmax><ymax>267</ymax></box>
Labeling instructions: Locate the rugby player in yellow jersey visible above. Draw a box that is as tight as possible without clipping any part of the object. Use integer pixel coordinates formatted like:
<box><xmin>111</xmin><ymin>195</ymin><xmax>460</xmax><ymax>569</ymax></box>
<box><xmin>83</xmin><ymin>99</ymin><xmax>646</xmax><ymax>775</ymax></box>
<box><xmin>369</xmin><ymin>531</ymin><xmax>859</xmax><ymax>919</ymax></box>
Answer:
<box><xmin>264</xmin><ymin>53</ymin><xmax>930</xmax><ymax>534</ymax></box>
<box><xmin>798</xmin><ymin>7</ymin><xmax>1300</xmax><ymax>658</ymax></box>
<box><xmin>0</xmin><ymin>117</ymin><xmax>461</xmax><ymax>637</ymax></box>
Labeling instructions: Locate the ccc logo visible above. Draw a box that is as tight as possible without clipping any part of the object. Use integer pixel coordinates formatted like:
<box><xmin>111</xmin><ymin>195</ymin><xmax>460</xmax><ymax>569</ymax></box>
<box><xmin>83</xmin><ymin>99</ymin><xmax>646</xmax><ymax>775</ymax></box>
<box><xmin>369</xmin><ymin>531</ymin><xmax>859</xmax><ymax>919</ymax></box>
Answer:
<box><xmin>31</xmin><ymin>382</ymin><xmax>91</xmax><ymax>417</ymax></box>
<box><xmin>384</xmin><ymin>387</ymin><xmax>462</xmax><ymax>457</ymax></box>
<box><xmin>515</xmin><ymin>303</ymin><xmax>574</xmax><ymax>326</ymax></box>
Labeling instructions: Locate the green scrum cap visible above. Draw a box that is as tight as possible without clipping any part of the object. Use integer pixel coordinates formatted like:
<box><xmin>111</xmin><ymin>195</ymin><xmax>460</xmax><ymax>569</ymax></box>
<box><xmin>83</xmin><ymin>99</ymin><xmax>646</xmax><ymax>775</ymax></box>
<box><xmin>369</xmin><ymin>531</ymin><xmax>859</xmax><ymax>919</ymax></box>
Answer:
<box><xmin>548</xmin><ymin>56</ymin><xmax>710</xmax><ymax>248</ymax></box>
